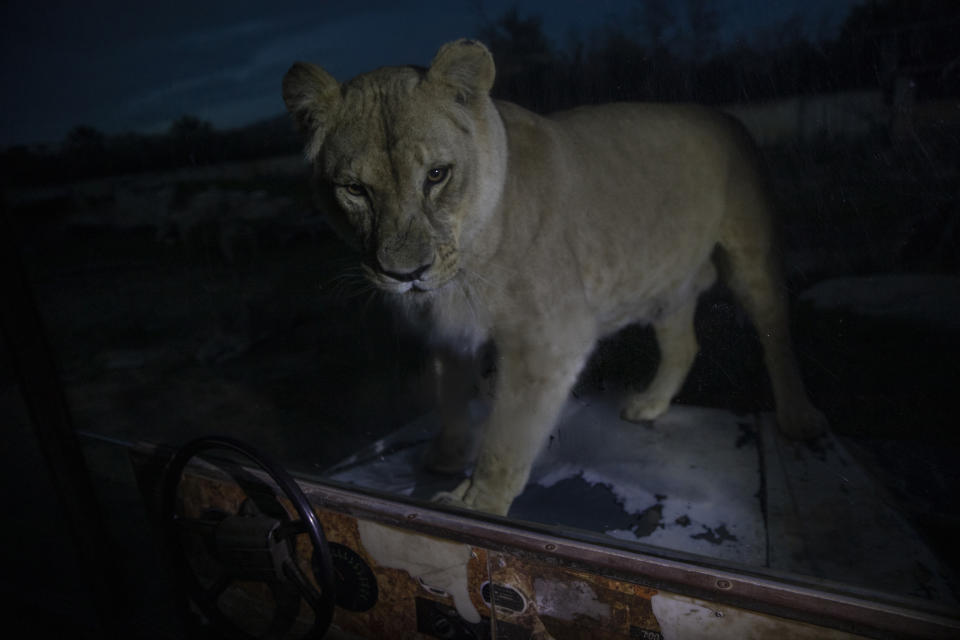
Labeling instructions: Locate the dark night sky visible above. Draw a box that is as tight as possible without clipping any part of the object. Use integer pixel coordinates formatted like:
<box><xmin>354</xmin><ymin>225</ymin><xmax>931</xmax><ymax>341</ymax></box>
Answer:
<box><xmin>0</xmin><ymin>0</ymin><xmax>863</xmax><ymax>148</ymax></box>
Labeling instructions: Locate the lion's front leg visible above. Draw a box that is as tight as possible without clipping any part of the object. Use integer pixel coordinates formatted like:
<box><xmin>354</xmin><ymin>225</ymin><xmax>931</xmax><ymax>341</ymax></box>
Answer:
<box><xmin>434</xmin><ymin>341</ymin><xmax>590</xmax><ymax>516</ymax></box>
<box><xmin>621</xmin><ymin>295</ymin><xmax>699</xmax><ymax>423</ymax></box>
<box><xmin>423</xmin><ymin>348</ymin><xmax>484</xmax><ymax>474</ymax></box>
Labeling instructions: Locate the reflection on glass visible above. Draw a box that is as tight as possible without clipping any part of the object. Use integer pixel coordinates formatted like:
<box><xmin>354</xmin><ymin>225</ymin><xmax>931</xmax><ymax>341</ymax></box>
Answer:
<box><xmin>4</xmin><ymin>0</ymin><xmax>958</xmax><ymax>612</ymax></box>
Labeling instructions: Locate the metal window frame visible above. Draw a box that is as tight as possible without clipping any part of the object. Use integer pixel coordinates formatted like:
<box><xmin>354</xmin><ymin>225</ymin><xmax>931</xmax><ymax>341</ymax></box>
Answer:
<box><xmin>145</xmin><ymin>446</ymin><xmax>960</xmax><ymax>639</ymax></box>
<box><xmin>298</xmin><ymin>477</ymin><xmax>960</xmax><ymax>639</ymax></box>
<box><xmin>1</xmin><ymin>204</ymin><xmax>122</xmax><ymax>638</ymax></box>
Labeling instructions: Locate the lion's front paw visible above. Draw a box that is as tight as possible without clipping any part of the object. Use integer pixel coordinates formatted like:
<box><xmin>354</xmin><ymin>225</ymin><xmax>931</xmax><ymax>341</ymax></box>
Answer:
<box><xmin>621</xmin><ymin>390</ymin><xmax>671</xmax><ymax>423</ymax></box>
<box><xmin>432</xmin><ymin>479</ymin><xmax>470</xmax><ymax>509</ymax></box>
<box><xmin>777</xmin><ymin>401</ymin><xmax>829</xmax><ymax>440</ymax></box>
<box><xmin>431</xmin><ymin>477</ymin><xmax>513</xmax><ymax>516</ymax></box>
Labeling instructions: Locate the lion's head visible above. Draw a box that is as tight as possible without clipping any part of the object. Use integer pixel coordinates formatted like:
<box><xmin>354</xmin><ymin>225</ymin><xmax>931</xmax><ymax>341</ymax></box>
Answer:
<box><xmin>283</xmin><ymin>39</ymin><xmax>506</xmax><ymax>296</ymax></box>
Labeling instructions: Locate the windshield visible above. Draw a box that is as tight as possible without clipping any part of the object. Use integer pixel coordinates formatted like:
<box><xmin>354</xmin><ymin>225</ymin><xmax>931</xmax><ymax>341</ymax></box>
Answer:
<box><xmin>3</xmin><ymin>0</ymin><xmax>958</xmax><ymax>614</ymax></box>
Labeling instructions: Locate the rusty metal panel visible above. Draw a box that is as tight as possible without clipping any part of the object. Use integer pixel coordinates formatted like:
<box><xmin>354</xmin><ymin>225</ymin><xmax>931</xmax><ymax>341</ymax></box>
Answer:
<box><xmin>142</xmin><ymin>452</ymin><xmax>946</xmax><ymax>639</ymax></box>
<box><xmin>485</xmin><ymin>553</ymin><xmax>661</xmax><ymax>639</ymax></box>
<box><xmin>324</xmin><ymin>509</ymin><xmax>492</xmax><ymax>639</ymax></box>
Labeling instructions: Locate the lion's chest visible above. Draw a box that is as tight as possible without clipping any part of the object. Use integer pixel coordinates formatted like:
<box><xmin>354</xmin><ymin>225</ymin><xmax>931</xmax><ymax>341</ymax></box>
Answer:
<box><xmin>398</xmin><ymin>282</ymin><xmax>491</xmax><ymax>352</ymax></box>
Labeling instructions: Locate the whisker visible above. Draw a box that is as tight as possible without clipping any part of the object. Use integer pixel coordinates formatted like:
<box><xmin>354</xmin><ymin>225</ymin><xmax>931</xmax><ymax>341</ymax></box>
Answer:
<box><xmin>458</xmin><ymin>280</ymin><xmax>483</xmax><ymax>329</ymax></box>
<box><xmin>361</xmin><ymin>288</ymin><xmax>383</xmax><ymax>315</ymax></box>
<box><xmin>319</xmin><ymin>264</ymin><xmax>375</xmax><ymax>301</ymax></box>
<box><xmin>462</xmin><ymin>268</ymin><xmax>501</xmax><ymax>292</ymax></box>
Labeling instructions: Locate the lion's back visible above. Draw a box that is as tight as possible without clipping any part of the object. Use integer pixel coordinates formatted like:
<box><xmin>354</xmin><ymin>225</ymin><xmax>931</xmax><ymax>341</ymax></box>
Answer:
<box><xmin>493</xmin><ymin>102</ymin><xmax>760</xmax><ymax>324</ymax></box>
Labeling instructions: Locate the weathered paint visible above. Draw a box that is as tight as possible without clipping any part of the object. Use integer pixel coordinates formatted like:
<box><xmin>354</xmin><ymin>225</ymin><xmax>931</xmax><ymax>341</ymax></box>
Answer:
<box><xmin>651</xmin><ymin>592</ymin><xmax>867</xmax><ymax>640</ymax></box>
<box><xmin>357</xmin><ymin>519</ymin><xmax>481</xmax><ymax>623</ymax></box>
<box><xmin>534</xmin><ymin>577</ymin><xmax>612</xmax><ymax>623</ymax></box>
<box><xmin>489</xmin><ymin>552</ymin><xmax>661</xmax><ymax>639</ymax></box>
<box><xmin>146</xmin><ymin>454</ymin><xmax>905</xmax><ymax>640</ymax></box>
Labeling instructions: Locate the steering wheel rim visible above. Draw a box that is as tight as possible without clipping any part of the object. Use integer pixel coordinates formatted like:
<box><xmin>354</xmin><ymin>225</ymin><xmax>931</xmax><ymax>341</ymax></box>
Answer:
<box><xmin>160</xmin><ymin>435</ymin><xmax>336</xmax><ymax>639</ymax></box>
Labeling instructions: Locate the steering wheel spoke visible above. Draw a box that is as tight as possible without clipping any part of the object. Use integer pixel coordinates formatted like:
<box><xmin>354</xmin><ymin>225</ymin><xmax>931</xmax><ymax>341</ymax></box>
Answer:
<box><xmin>198</xmin><ymin>573</ymin><xmax>233</xmax><ymax>607</ymax></box>
<box><xmin>174</xmin><ymin>513</ymin><xmax>224</xmax><ymax>537</ymax></box>
<box><xmin>275</xmin><ymin>519</ymin><xmax>311</xmax><ymax>542</ymax></box>
<box><xmin>283</xmin><ymin>559</ymin><xmax>327</xmax><ymax>614</ymax></box>
<box><xmin>161</xmin><ymin>436</ymin><xmax>337</xmax><ymax>639</ymax></box>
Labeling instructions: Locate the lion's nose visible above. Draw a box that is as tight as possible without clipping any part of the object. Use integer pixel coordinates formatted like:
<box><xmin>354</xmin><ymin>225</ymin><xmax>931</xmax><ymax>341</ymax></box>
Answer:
<box><xmin>380</xmin><ymin>261</ymin><xmax>432</xmax><ymax>282</ymax></box>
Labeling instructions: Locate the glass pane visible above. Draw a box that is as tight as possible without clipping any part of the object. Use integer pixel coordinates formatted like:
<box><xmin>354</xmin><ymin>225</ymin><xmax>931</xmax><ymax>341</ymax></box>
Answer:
<box><xmin>4</xmin><ymin>0</ymin><xmax>958</xmax><ymax>614</ymax></box>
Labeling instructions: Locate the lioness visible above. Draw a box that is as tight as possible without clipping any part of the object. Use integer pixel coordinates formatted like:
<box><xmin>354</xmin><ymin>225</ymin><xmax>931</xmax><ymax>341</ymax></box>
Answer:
<box><xmin>283</xmin><ymin>39</ymin><xmax>827</xmax><ymax>516</ymax></box>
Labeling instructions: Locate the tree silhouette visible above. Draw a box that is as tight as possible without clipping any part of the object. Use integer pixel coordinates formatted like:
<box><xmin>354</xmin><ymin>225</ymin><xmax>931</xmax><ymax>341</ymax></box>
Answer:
<box><xmin>479</xmin><ymin>9</ymin><xmax>561</xmax><ymax>111</ymax></box>
<box><xmin>639</xmin><ymin>0</ymin><xmax>676</xmax><ymax>51</ymax></box>
<box><xmin>61</xmin><ymin>125</ymin><xmax>109</xmax><ymax>179</ymax></box>
<box><xmin>168</xmin><ymin>115</ymin><xmax>215</xmax><ymax>166</ymax></box>
<box><xmin>833</xmin><ymin>0</ymin><xmax>960</xmax><ymax>98</ymax></box>
<box><xmin>684</xmin><ymin>0</ymin><xmax>719</xmax><ymax>62</ymax></box>
<box><xmin>63</xmin><ymin>125</ymin><xmax>106</xmax><ymax>157</ymax></box>
<box><xmin>4</xmin><ymin>1</ymin><xmax>957</xmax><ymax>187</ymax></box>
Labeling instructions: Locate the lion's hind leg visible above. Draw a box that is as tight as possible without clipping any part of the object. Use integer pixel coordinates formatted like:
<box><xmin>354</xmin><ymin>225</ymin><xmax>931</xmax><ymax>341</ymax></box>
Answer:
<box><xmin>719</xmin><ymin>234</ymin><xmax>827</xmax><ymax>439</ymax></box>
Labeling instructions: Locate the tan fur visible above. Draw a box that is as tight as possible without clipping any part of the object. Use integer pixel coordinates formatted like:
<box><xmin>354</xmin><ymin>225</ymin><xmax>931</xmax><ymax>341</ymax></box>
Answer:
<box><xmin>284</xmin><ymin>39</ymin><xmax>827</xmax><ymax>516</ymax></box>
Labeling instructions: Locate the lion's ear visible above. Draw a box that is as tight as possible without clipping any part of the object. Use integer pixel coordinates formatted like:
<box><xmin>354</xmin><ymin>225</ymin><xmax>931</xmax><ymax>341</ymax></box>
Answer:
<box><xmin>427</xmin><ymin>39</ymin><xmax>495</xmax><ymax>104</ymax></box>
<box><xmin>282</xmin><ymin>62</ymin><xmax>340</xmax><ymax>150</ymax></box>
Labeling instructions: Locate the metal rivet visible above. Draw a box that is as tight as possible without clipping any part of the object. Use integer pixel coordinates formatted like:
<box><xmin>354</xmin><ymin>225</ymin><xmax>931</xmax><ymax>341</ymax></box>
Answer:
<box><xmin>406</xmin><ymin>513</ymin><xmax>418</xmax><ymax>520</ymax></box>
<box><xmin>716</xmin><ymin>579</ymin><xmax>732</xmax><ymax>590</ymax></box>
<box><xmin>544</xmin><ymin>543</ymin><xmax>557</xmax><ymax>551</ymax></box>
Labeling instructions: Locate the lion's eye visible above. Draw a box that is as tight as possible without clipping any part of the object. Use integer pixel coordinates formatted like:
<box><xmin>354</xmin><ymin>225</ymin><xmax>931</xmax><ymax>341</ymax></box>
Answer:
<box><xmin>425</xmin><ymin>166</ymin><xmax>449</xmax><ymax>185</ymax></box>
<box><xmin>344</xmin><ymin>183</ymin><xmax>366</xmax><ymax>197</ymax></box>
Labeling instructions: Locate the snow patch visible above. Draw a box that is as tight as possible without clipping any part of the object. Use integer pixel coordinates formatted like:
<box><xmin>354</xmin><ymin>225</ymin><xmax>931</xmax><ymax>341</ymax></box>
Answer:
<box><xmin>524</xmin><ymin>393</ymin><xmax>765</xmax><ymax>564</ymax></box>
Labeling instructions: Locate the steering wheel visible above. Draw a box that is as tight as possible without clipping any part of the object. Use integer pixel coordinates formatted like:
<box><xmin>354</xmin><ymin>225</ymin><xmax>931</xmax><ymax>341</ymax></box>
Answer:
<box><xmin>160</xmin><ymin>436</ymin><xmax>337</xmax><ymax>639</ymax></box>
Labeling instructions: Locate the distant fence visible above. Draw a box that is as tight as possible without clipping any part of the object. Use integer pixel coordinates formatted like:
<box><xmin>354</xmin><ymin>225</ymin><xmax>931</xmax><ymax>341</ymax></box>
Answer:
<box><xmin>6</xmin><ymin>154</ymin><xmax>308</xmax><ymax>208</ymax></box>
<box><xmin>724</xmin><ymin>91</ymin><xmax>888</xmax><ymax>146</ymax></box>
